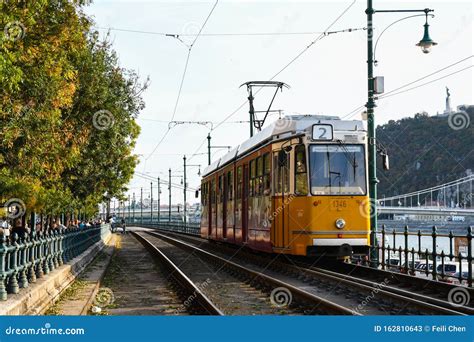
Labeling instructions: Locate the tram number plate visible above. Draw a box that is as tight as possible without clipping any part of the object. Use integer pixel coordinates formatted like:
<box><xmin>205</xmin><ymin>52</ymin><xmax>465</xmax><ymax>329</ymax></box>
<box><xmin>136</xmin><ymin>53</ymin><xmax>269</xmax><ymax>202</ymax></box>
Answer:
<box><xmin>331</xmin><ymin>200</ymin><xmax>347</xmax><ymax>211</ymax></box>
<box><xmin>312</xmin><ymin>124</ymin><xmax>333</xmax><ymax>141</ymax></box>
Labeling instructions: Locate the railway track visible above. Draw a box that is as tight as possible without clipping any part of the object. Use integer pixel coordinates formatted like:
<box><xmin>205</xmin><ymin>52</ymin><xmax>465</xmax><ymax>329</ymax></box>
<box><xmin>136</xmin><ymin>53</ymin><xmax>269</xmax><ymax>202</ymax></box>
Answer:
<box><xmin>131</xmin><ymin>232</ymin><xmax>223</xmax><ymax>315</ymax></box>
<box><xmin>304</xmin><ymin>259</ymin><xmax>474</xmax><ymax>311</ymax></box>
<box><xmin>141</xmin><ymin>230</ymin><xmax>359</xmax><ymax>315</ymax></box>
<box><xmin>145</xmin><ymin>228</ymin><xmax>472</xmax><ymax>315</ymax></box>
<box><xmin>134</xmin><ymin>232</ymin><xmax>303</xmax><ymax>315</ymax></box>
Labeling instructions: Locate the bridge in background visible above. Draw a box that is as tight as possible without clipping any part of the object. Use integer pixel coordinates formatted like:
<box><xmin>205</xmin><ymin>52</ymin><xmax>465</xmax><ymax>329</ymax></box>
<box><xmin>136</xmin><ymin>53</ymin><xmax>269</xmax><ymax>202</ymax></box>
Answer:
<box><xmin>377</xmin><ymin>175</ymin><xmax>474</xmax><ymax>225</ymax></box>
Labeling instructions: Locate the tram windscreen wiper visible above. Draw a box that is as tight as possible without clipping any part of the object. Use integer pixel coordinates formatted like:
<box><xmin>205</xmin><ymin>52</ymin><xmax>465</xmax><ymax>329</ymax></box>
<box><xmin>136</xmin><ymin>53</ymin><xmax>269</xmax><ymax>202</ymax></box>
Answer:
<box><xmin>337</xmin><ymin>140</ymin><xmax>358</xmax><ymax>179</ymax></box>
<box><xmin>329</xmin><ymin>171</ymin><xmax>341</xmax><ymax>193</ymax></box>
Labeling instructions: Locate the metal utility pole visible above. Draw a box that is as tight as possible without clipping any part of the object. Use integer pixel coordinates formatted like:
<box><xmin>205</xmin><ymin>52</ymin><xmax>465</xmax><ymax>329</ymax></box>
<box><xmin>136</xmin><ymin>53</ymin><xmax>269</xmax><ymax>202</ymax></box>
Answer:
<box><xmin>365</xmin><ymin>0</ymin><xmax>436</xmax><ymax>266</ymax></box>
<box><xmin>128</xmin><ymin>194</ymin><xmax>130</xmax><ymax>223</ymax></box>
<box><xmin>207</xmin><ymin>133</ymin><xmax>211</xmax><ymax>166</ymax></box>
<box><xmin>157</xmin><ymin>177</ymin><xmax>161</xmax><ymax>223</ymax></box>
<box><xmin>140</xmin><ymin>187</ymin><xmax>143</xmax><ymax>224</ymax></box>
<box><xmin>206</xmin><ymin>132</ymin><xmax>232</xmax><ymax>166</ymax></box>
<box><xmin>183</xmin><ymin>155</ymin><xmax>187</xmax><ymax>226</ymax></box>
<box><xmin>366</xmin><ymin>0</ymin><xmax>377</xmax><ymax>267</ymax></box>
<box><xmin>132</xmin><ymin>192</ymin><xmax>135</xmax><ymax>223</ymax></box>
<box><xmin>150</xmin><ymin>181</ymin><xmax>153</xmax><ymax>224</ymax></box>
<box><xmin>169</xmin><ymin>168</ymin><xmax>172</xmax><ymax>222</ymax></box>
<box><xmin>182</xmin><ymin>156</ymin><xmax>201</xmax><ymax>227</ymax></box>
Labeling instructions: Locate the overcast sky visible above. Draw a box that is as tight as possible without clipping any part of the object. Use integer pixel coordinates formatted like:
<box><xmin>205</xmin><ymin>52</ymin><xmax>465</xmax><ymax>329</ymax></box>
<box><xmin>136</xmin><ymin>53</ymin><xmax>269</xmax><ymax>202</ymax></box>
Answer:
<box><xmin>85</xmin><ymin>0</ymin><xmax>473</xmax><ymax>204</ymax></box>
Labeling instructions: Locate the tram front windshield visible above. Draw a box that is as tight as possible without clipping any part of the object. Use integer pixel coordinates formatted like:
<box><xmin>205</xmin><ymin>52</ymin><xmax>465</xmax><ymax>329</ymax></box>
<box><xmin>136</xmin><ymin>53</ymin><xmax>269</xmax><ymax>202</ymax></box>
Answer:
<box><xmin>309</xmin><ymin>144</ymin><xmax>366</xmax><ymax>195</ymax></box>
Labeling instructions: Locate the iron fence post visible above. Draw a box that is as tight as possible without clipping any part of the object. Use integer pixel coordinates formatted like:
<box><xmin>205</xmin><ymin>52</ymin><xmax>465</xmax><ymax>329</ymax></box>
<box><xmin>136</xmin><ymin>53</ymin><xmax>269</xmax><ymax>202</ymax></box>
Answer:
<box><xmin>43</xmin><ymin>232</ymin><xmax>50</xmax><ymax>275</ymax></box>
<box><xmin>58</xmin><ymin>228</ymin><xmax>64</xmax><ymax>266</ymax></box>
<box><xmin>35</xmin><ymin>231</ymin><xmax>44</xmax><ymax>279</ymax></box>
<box><xmin>404</xmin><ymin>225</ymin><xmax>409</xmax><ymax>273</ymax></box>
<box><xmin>448</xmin><ymin>230</ymin><xmax>454</xmax><ymax>261</ymax></box>
<box><xmin>18</xmin><ymin>234</ymin><xmax>28</xmax><ymax>289</ymax></box>
<box><xmin>7</xmin><ymin>233</ymin><xmax>19</xmax><ymax>294</ymax></box>
<box><xmin>432</xmin><ymin>226</ymin><xmax>437</xmax><ymax>281</ymax></box>
<box><xmin>381</xmin><ymin>226</ymin><xmax>386</xmax><ymax>270</ymax></box>
<box><xmin>424</xmin><ymin>249</ymin><xmax>429</xmax><ymax>277</ymax></box>
<box><xmin>0</xmin><ymin>235</ymin><xmax>7</xmax><ymax>300</ymax></box>
<box><xmin>28</xmin><ymin>231</ymin><xmax>37</xmax><ymax>283</ymax></box>
<box><xmin>467</xmin><ymin>226</ymin><xmax>472</xmax><ymax>287</ymax></box>
<box><xmin>47</xmin><ymin>231</ymin><xmax>55</xmax><ymax>272</ymax></box>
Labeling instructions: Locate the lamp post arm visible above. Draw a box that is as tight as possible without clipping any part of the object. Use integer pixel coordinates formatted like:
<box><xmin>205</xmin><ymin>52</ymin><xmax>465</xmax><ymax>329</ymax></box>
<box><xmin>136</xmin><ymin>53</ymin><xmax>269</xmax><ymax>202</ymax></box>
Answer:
<box><xmin>374</xmin><ymin>8</ymin><xmax>433</xmax><ymax>14</ymax></box>
<box><xmin>373</xmin><ymin>13</ymin><xmax>435</xmax><ymax>65</ymax></box>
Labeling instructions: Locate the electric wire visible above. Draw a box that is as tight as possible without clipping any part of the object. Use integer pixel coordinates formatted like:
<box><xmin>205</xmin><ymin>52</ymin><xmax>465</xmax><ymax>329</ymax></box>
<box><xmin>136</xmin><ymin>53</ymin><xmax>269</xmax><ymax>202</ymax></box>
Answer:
<box><xmin>342</xmin><ymin>55</ymin><xmax>474</xmax><ymax>119</ymax></box>
<box><xmin>145</xmin><ymin>0</ymin><xmax>219</xmax><ymax>161</ymax></box>
<box><xmin>187</xmin><ymin>0</ymin><xmax>358</xmax><ymax>163</ymax></box>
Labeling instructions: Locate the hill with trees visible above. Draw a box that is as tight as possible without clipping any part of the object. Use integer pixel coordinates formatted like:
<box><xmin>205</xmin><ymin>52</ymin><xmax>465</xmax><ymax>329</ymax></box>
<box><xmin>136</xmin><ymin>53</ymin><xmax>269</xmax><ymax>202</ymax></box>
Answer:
<box><xmin>376</xmin><ymin>106</ymin><xmax>473</xmax><ymax>198</ymax></box>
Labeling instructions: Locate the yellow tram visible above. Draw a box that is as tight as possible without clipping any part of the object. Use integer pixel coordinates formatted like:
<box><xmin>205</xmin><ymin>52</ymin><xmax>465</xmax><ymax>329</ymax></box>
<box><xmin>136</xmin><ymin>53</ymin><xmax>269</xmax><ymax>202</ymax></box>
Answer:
<box><xmin>200</xmin><ymin>115</ymin><xmax>370</xmax><ymax>257</ymax></box>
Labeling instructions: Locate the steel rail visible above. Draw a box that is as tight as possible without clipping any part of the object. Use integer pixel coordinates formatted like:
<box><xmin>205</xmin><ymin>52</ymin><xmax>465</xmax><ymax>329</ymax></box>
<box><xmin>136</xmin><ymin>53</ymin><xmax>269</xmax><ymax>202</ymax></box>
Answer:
<box><xmin>303</xmin><ymin>264</ymin><xmax>473</xmax><ymax>315</ymax></box>
<box><xmin>144</xmin><ymin>228</ymin><xmax>470</xmax><ymax>315</ymax></box>
<box><xmin>146</xmin><ymin>231</ymin><xmax>360</xmax><ymax>315</ymax></box>
<box><xmin>131</xmin><ymin>231</ymin><xmax>223</xmax><ymax>315</ymax></box>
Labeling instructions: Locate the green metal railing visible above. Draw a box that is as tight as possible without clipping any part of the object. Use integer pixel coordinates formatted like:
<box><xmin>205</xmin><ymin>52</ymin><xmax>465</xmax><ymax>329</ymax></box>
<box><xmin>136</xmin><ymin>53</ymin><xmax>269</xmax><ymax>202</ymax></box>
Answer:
<box><xmin>0</xmin><ymin>224</ymin><xmax>110</xmax><ymax>301</ymax></box>
<box><xmin>126</xmin><ymin>219</ymin><xmax>200</xmax><ymax>236</ymax></box>
<box><xmin>376</xmin><ymin>225</ymin><xmax>473</xmax><ymax>287</ymax></box>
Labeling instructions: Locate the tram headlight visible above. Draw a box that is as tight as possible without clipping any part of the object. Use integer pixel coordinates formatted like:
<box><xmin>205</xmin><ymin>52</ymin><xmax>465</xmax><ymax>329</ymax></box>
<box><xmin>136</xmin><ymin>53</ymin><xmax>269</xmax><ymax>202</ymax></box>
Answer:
<box><xmin>335</xmin><ymin>218</ymin><xmax>346</xmax><ymax>229</ymax></box>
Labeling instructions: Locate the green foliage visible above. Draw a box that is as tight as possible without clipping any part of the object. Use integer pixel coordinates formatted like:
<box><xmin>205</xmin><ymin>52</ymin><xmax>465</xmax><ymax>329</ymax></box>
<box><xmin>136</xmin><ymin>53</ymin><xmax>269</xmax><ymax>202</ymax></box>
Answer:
<box><xmin>377</xmin><ymin>107</ymin><xmax>474</xmax><ymax>197</ymax></box>
<box><xmin>0</xmin><ymin>1</ymin><xmax>147</xmax><ymax>218</ymax></box>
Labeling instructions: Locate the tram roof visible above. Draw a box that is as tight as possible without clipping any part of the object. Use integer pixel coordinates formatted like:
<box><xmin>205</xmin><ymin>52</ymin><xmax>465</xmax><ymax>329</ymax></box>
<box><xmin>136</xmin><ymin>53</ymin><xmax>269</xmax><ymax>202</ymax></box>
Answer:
<box><xmin>202</xmin><ymin>115</ymin><xmax>365</xmax><ymax>177</ymax></box>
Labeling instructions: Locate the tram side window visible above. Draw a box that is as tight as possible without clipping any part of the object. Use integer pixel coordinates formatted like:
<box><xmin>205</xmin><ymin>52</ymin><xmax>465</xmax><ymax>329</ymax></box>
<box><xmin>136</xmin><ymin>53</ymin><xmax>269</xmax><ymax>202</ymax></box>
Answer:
<box><xmin>273</xmin><ymin>153</ymin><xmax>281</xmax><ymax>193</ymax></box>
<box><xmin>227</xmin><ymin>171</ymin><xmax>233</xmax><ymax>200</ymax></box>
<box><xmin>250</xmin><ymin>159</ymin><xmax>256</xmax><ymax>197</ymax></box>
<box><xmin>202</xmin><ymin>182</ymin><xmax>207</xmax><ymax>205</ymax></box>
<box><xmin>283</xmin><ymin>152</ymin><xmax>290</xmax><ymax>193</ymax></box>
<box><xmin>273</xmin><ymin>151</ymin><xmax>290</xmax><ymax>193</ymax></box>
<box><xmin>263</xmin><ymin>153</ymin><xmax>271</xmax><ymax>196</ymax></box>
<box><xmin>211</xmin><ymin>179</ymin><xmax>216</xmax><ymax>205</ymax></box>
<box><xmin>295</xmin><ymin>145</ymin><xmax>308</xmax><ymax>195</ymax></box>
<box><xmin>236</xmin><ymin>166</ymin><xmax>242</xmax><ymax>199</ymax></box>
<box><xmin>256</xmin><ymin>156</ymin><xmax>263</xmax><ymax>196</ymax></box>
<box><xmin>218</xmin><ymin>175</ymin><xmax>224</xmax><ymax>203</ymax></box>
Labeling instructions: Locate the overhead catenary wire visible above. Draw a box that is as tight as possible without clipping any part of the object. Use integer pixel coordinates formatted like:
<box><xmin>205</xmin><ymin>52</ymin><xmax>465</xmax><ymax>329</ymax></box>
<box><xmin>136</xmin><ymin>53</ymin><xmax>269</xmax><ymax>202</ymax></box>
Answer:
<box><xmin>342</xmin><ymin>55</ymin><xmax>474</xmax><ymax>119</ymax></box>
<box><xmin>187</xmin><ymin>0</ymin><xmax>359</xmax><ymax>163</ymax></box>
<box><xmin>379</xmin><ymin>65</ymin><xmax>473</xmax><ymax>100</ymax></box>
<box><xmin>380</xmin><ymin>55</ymin><xmax>473</xmax><ymax>98</ymax></box>
<box><xmin>94</xmin><ymin>26</ymin><xmax>364</xmax><ymax>37</ymax></box>
<box><xmin>145</xmin><ymin>0</ymin><xmax>219</xmax><ymax>161</ymax></box>
<box><xmin>134</xmin><ymin>172</ymin><xmax>198</xmax><ymax>192</ymax></box>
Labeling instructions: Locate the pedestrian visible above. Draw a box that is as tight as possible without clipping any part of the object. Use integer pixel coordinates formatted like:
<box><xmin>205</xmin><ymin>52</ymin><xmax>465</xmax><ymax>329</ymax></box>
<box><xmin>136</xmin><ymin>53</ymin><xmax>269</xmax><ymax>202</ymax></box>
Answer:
<box><xmin>0</xmin><ymin>218</ymin><xmax>11</xmax><ymax>237</ymax></box>
<box><xmin>121</xmin><ymin>218</ymin><xmax>126</xmax><ymax>234</ymax></box>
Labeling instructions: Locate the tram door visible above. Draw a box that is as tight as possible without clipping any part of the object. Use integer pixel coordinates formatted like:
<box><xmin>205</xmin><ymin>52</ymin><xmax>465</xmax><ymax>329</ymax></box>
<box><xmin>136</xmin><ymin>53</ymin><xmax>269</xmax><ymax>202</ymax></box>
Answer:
<box><xmin>242</xmin><ymin>164</ymin><xmax>249</xmax><ymax>243</ymax></box>
<box><xmin>272</xmin><ymin>150</ymin><xmax>290</xmax><ymax>248</ymax></box>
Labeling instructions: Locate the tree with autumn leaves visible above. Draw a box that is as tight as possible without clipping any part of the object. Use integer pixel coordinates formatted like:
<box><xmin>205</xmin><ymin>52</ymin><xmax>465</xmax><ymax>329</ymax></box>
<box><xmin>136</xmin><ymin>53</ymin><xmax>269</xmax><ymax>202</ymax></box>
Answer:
<box><xmin>1</xmin><ymin>1</ymin><xmax>147</xmax><ymax>226</ymax></box>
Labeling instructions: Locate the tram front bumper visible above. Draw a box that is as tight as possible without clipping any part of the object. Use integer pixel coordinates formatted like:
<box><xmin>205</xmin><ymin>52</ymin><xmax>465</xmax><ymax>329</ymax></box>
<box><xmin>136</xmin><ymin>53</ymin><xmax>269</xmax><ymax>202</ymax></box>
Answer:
<box><xmin>307</xmin><ymin>238</ymin><xmax>370</xmax><ymax>257</ymax></box>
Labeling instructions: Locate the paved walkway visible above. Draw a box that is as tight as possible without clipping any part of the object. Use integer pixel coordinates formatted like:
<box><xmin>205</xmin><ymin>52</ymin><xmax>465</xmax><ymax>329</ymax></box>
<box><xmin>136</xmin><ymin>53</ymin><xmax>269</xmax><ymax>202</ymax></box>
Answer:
<box><xmin>45</xmin><ymin>234</ymin><xmax>117</xmax><ymax>315</ymax></box>
<box><xmin>99</xmin><ymin>233</ymin><xmax>186</xmax><ymax>315</ymax></box>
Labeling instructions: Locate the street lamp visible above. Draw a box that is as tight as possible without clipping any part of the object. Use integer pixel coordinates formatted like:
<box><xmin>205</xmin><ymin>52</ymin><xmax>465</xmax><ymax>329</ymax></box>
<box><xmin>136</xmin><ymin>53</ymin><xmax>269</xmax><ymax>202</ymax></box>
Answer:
<box><xmin>365</xmin><ymin>1</ymin><xmax>436</xmax><ymax>266</ymax></box>
<box><xmin>416</xmin><ymin>11</ymin><xmax>438</xmax><ymax>53</ymax></box>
